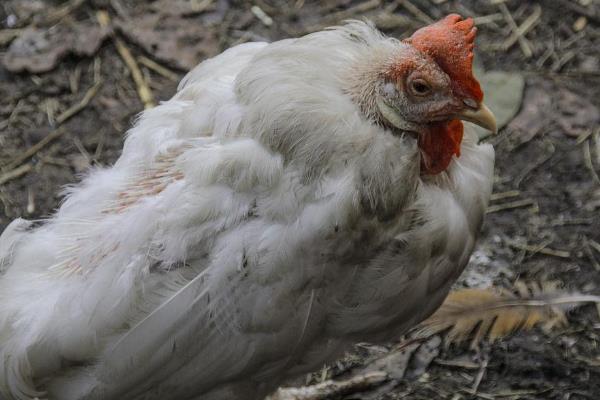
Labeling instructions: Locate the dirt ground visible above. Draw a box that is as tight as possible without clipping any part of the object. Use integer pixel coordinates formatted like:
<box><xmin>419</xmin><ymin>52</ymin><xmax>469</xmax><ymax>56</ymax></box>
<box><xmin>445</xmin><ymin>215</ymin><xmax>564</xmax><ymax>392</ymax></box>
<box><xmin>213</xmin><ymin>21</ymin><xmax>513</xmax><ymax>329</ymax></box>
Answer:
<box><xmin>1</xmin><ymin>0</ymin><xmax>600</xmax><ymax>399</ymax></box>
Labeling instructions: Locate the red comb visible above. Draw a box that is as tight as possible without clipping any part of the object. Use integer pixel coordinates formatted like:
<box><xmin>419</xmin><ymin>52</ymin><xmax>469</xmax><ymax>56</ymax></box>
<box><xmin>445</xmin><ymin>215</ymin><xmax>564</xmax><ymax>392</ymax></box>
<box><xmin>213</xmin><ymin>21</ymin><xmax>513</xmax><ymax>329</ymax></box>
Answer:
<box><xmin>405</xmin><ymin>14</ymin><xmax>483</xmax><ymax>102</ymax></box>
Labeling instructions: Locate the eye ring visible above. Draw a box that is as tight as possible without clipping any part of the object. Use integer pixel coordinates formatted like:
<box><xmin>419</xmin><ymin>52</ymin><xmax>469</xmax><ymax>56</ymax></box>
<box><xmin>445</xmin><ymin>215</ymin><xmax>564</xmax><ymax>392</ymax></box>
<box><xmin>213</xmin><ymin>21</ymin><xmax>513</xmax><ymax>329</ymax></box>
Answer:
<box><xmin>409</xmin><ymin>78</ymin><xmax>432</xmax><ymax>96</ymax></box>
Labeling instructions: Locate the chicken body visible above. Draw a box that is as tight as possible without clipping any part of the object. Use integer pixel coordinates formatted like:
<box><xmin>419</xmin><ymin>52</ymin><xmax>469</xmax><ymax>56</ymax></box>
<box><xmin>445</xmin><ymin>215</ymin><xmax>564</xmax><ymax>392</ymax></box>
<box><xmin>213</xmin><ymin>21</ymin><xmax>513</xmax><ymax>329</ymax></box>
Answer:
<box><xmin>0</xmin><ymin>20</ymin><xmax>494</xmax><ymax>400</ymax></box>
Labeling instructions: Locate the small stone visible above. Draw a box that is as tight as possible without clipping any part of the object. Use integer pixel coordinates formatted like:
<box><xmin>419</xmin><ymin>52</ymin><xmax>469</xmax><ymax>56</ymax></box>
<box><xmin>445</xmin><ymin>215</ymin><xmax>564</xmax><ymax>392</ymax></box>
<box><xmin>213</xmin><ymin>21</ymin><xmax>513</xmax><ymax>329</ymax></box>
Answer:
<box><xmin>5</xmin><ymin>14</ymin><xmax>17</xmax><ymax>28</ymax></box>
<box><xmin>573</xmin><ymin>16</ymin><xmax>587</xmax><ymax>32</ymax></box>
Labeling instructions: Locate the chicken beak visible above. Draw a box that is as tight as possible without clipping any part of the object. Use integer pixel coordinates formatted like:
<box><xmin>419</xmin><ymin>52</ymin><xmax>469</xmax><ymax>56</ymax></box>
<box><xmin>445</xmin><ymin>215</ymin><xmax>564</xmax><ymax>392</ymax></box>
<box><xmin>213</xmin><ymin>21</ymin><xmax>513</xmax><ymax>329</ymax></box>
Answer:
<box><xmin>457</xmin><ymin>103</ymin><xmax>497</xmax><ymax>134</ymax></box>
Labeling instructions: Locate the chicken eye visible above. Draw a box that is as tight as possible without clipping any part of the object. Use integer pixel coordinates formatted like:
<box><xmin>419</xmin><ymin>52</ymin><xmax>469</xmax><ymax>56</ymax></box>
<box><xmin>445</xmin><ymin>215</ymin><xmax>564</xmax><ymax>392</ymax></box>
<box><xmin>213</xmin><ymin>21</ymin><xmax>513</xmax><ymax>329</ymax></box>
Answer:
<box><xmin>409</xmin><ymin>79</ymin><xmax>432</xmax><ymax>96</ymax></box>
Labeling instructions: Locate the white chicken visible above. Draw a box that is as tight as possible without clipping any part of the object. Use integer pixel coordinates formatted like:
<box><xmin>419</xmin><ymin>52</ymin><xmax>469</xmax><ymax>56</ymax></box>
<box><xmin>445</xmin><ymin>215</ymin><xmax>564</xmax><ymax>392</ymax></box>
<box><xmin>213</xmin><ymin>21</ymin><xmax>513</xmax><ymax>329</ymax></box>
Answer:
<box><xmin>0</xmin><ymin>15</ymin><xmax>497</xmax><ymax>400</ymax></box>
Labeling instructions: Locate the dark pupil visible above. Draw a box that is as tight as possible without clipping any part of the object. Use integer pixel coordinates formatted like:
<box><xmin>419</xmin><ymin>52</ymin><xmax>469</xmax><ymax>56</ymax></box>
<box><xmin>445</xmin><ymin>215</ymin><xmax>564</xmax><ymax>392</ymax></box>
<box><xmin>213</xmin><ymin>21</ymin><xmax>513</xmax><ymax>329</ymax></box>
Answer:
<box><xmin>414</xmin><ymin>82</ymin><xmax>429</xmax><ymax>94</ymax></box>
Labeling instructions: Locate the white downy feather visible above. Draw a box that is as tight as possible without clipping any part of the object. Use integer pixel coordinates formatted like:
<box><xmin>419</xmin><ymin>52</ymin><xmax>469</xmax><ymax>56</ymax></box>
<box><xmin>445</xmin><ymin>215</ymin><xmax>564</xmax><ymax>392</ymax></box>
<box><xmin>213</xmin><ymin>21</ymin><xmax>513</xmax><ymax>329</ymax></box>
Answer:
<box><xmin>0</xmin><ymin>22</ymin><xmax>494</xmax><ymax>400</ymax></box>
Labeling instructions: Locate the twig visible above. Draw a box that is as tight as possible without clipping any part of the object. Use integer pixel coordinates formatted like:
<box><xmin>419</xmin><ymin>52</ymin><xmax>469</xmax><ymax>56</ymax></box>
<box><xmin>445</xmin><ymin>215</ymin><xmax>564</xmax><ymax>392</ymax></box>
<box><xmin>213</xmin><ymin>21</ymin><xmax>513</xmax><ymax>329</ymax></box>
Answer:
<box><xmin>96</xmin><ymin>10</ymin><xmax>156</xmax><ymax>109</ymax></box>
<box><xmin>0</xmin><ymin>164</ymin><xmax>33</xmax><ymax>186</ymax></box>
<box><xmin>515</xmin><ymin>141</ymin><xmax>555</xmax><ymax>187</ymax></box>
<box><xmin>460</xmin><ymin>390</ymin><xmax>494</xmax><ymax>400</ymax></box>
<box><xmin>494</xmin><ymin>388</ymin><xmax>553</xmax><ymax>397</ymax></box>
<box><xmin>486</xmin><ymin>198</ymin><xmax>537</xmax><ymax>213</ymax></box>
<box><xmin>329</xmin><ymin>0</ymin><xmax>381</xmax><ymax>22</ymax></box>
<box><xmin>550</xmin><ymin>217</ymin><xmax>592</xmax><ymax>227</ymax></box>
<box><xmin>583</xmin><ymin>140</ymin><xmax>600</xmax><ymax>185</ymax></box>
<box><xmin>115</xmin><ymin>39</ymin><xmax>155</xmax><ymax>108</ymax></box>
<box><xmin>399</xmin><ymin>0</ymin><xmax>434</xmax><ymax>25</ymax></box>
<box><xmin>575</xmin><ymin>128</ymin><xmax>596</xmax><ymax>145</ymax></box>
<box><xmin>188</xmin><ymin>0</ymin><xmax>214</xmax><ymax>13</ymax></box>
<box><xmin>267</xmin><ymin>371</ymin><xmax>388</xmax><ymax>400</ymax></box>
<box><xmin>498</xmin><ymin>3</ymin><xmax>533</xmax><ymax>58</ymax></box>
<box><xmin>138</xmin><ymin>56</ymin><xmax>179</xmax><ymax>82</ymax></box>
<box><xmin>594</xmin><ymin>130</ymin><xmax>600</xmax><ymax>166</ymax></box>
<box><xmin>528</xmin><ymin>68</ymin><xmax>600</xmax><ymax>79</ymax></box>
<box><xmin>93</xmin><ymin>56</ymin><xmax>102</xmax><ymax>86</ymax></box>
<box><xmin>1</xmin><ymin>78</ymin><xmax>102</xmax><ymax>172</ymax></box>
<box><xmin>551</xmin><ymin>0</ymin><xmax>600</xmax><ymax>24</ymax></box>
<box><xmin>26</xmin><ymin>188</ymin><xmax>35</xmax><ymax>214</ymax></box>
<box><xmin>502</xmin><ymin>4</ymin><xmax>541</xmax><ymax>52</ymax></box>
<box><xmin>251</xmin><ymin>5</ymin><xmax>274</xmax><ymax>27</ymax></box>
<box><xmin>583</xmin><ymin>237</ymin><xmax>600</xmax><ymax>272</ymax></box>
<box><xmin>2</xmin><ymin>128</ymin><xmax>69</xmax><ymax>172</ymax></box>
<box><xmin>561</xmin><ymin>31</ymin><xmax>586</xmax><ymax>50</ymax></box>
<box><xmin>41</xmin><ymin>0</ymin><xmax>87</xmax><ymax>26</ymax></box>
<box><xmin>470</xmin><ymin>356</ymin><xmax>488</xmax><ymax>395</ymax></box>
<box><xmin>0</xmin><ymin>29</ymin><xmax>22</xmax><ymax>46</ymax></box>
<box><xmin>589</xmin><ymin>239</ymin><xmax>600</xmax><ymax>256</ymax></box>
<box><xmin>69</xmin><ymin>65</ymin><xmax>82</xmax><ymax>94</ymax></box>
<box><xmin>473</xmin><ymin>13</ymin><xmax>504</xmax><ymax>25</ymax></box>
<box><xmin>551</xmin><ymin>50</ymin><xmax>577</xmax><ymax>72</ymax></box>
<box><xmin>536</xmin><ymin>44</ymin><xmax>555</xmax><ymax>68</ymax></box>
<box><xmin>434</xmin><ymin>358</ymin><xmax>480</xmax><ymax>369</ymax></box>
<box><xmin>56</xmin><ymin>80</ymin><xmax>102</xmax><ymax>125</ymax></box>
<box><xmin>490</xmin><ymin>190</ymin><xmax>520</xmax><ymax>201</ymax></box>
<box><xmin>506</xmin><ymin>241</ymin><xmax>571</xmax><ymax>259</ymax></box>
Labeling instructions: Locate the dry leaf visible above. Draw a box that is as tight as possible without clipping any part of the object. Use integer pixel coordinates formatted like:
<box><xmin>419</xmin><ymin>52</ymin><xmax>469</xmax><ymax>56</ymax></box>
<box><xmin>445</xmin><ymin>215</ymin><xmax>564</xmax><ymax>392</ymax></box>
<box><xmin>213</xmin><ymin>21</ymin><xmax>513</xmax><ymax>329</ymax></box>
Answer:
<box><xmin>555</xmin><ymin>88</ymin><xmax>600</xmax><ymax>138</ymax></box>
<box><xmin>471</xmin><ymin>69</ymin><xmax>524</xmax><ymax>140</ymax></box>
<box><xmin>115</xmin><ymin>11</ymin><xmax>219</xmax><ymax>70</ymax></box>
<box><xmin>505</xmin><ymin>80</ymin><xmax>552</xmax><ymax>148</ymax></box>
<box><xmin>2</xmin><ymin>23</ymin><xmax>110</xmax><ymax>73</ymax></box>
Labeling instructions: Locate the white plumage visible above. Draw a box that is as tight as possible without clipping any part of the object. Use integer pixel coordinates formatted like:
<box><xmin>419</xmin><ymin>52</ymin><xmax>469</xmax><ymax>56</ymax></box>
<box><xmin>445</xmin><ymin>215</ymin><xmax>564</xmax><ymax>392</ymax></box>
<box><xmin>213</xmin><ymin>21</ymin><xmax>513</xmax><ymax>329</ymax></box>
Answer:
<box><xmin>0</xmin><ymin>20</ymin><xmax>494</xmax><ymax>400</ymax></box>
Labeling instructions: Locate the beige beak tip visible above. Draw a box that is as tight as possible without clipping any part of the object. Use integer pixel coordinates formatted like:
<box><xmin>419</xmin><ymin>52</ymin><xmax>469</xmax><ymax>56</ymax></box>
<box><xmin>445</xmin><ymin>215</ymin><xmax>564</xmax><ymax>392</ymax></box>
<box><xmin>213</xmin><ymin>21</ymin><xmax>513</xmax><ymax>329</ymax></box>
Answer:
<box><xmin>458</xmin><ymin>103</ymin><xmax>497</xmax><ymax>134</ymax></box>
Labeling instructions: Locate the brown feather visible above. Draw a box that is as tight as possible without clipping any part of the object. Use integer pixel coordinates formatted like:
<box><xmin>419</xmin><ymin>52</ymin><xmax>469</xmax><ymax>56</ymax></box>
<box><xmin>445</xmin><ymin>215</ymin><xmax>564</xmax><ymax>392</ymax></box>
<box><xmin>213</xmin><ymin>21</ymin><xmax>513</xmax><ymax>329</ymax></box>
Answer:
<box><xmin>417</xmin><ymin>283</ymin><xmax>600</xmax><ymax>348</ymax></box>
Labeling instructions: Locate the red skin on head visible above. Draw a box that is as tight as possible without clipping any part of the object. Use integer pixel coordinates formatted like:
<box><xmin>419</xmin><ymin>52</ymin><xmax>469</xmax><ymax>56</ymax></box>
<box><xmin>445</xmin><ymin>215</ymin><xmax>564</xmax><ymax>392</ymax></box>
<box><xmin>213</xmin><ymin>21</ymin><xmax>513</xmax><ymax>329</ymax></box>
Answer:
<box><xmin>404</xmin><ymin>14</ymin><xmax>482</xmax><ymax>175</ymax></box>
<box><xmin>407</xmin><ymin>14</ymin><xmax>482</xmax><ymax>102</ymax></box>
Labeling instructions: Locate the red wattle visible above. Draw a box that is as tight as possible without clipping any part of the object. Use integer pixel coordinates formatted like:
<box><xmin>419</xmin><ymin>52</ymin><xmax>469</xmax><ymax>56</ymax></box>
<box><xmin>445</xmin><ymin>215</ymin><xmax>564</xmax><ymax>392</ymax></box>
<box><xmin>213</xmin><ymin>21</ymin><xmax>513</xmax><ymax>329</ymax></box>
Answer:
<box><xmin>418</xmin><ymin>119</ymin><xmax>463</xmax><ymax>175</ymax></box>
